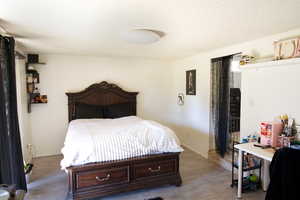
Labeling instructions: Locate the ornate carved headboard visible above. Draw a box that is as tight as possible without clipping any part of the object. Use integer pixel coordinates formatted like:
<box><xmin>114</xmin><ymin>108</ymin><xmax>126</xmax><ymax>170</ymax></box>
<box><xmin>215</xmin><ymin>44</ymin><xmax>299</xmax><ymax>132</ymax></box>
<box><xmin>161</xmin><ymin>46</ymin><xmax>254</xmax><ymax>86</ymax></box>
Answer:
<box><xmin>66</xmin><ymin>81</ymin><xmax>138</xmax><ymax>122</ymax></box>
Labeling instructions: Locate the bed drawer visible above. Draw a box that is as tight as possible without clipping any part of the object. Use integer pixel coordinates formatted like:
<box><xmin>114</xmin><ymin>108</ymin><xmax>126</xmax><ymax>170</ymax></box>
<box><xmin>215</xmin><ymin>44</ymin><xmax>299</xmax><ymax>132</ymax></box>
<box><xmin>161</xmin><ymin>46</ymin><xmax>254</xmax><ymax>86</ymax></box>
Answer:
<box><xmin>133</xmin><ymin>159</ymin><xmax>177</xmax><ymax>179</ymax></box>
<box><xmin>76</xmin><ymin>166</ymin><xmax>129</xmax><ymax>189</ymax></box>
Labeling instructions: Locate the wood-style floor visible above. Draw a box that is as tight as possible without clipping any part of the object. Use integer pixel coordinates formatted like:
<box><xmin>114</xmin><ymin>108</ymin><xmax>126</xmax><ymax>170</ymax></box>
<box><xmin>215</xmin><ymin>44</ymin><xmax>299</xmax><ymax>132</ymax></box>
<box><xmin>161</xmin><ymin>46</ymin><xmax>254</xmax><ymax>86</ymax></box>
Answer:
<box><xmin>25</xmin><ymin>148</ymin><xmax>265</xmax><ymax>200</ymax></box>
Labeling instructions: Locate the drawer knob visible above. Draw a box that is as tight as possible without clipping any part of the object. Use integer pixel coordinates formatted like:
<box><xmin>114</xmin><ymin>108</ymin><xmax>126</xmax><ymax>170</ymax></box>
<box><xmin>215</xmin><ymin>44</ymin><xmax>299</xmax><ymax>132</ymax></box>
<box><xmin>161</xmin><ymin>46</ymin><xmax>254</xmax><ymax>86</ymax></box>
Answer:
<box><xmin>148</xmin><ymin>166</ymin><xmax>161</xmax><ymax>173</ymax></box>
<box><xmin>95</xmin><ymin>174</ymin><xmax>111</xmax><ymax>182</ymax></box>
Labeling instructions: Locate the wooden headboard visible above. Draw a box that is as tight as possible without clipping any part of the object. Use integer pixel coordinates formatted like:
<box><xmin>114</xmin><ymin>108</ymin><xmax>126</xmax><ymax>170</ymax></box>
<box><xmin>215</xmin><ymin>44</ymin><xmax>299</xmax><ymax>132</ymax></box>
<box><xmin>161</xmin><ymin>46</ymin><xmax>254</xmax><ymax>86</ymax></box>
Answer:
<box><xmin>66</xmin><ymin>81</ymin><xmax>138</xmax><ymax>122</ymax></box>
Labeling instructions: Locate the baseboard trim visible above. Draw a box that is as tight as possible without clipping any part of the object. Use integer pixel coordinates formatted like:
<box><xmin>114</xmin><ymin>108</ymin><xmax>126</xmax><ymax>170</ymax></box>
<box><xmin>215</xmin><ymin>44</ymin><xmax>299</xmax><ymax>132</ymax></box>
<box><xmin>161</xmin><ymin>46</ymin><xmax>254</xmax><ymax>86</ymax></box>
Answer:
<box><xmin>33</xmin><ymin>154</ymin><xmax>63</xmax><ymax>159</ymax></box>
<box><xmin>208</xmin><ymin>151</ymin><xmax>232</xmax><ymax>171</ymax></box>
<box><xmin>181</xmin><ymin>144</ymin><xmax>208</xmax><ymax>159</ymax></box>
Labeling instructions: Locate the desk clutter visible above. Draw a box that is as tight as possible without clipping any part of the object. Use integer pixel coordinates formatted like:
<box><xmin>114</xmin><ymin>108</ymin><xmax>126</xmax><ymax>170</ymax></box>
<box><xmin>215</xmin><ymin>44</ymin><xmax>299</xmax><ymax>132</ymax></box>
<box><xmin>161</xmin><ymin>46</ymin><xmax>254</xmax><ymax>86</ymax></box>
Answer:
<box><xmin>259</xmin><ymin>114</ymin><xmax>299</xmax><ymax>148</ymax></box>
<box><xmin>0</xmin><ymin>185</ymin><xmax>15</xmax><ymax>200</ymax></box>
<box><xmin>240</xmin><ymin>114</ymin><xmax>299</xmax><ymax>149</ymax></box>
<box><xmin>0</xmin><ymin>189</ymin><xmax>9</xmax><ymax>200</ymax></box>
<box><xmin>232</xmin><ymin>115</ymin><xmax>299</xmax><ymax>194</ymax></box>
<box><xmin>0</xmin><ymin>185</ymin><xmax>25</xmax><ymax>200</ymax></box>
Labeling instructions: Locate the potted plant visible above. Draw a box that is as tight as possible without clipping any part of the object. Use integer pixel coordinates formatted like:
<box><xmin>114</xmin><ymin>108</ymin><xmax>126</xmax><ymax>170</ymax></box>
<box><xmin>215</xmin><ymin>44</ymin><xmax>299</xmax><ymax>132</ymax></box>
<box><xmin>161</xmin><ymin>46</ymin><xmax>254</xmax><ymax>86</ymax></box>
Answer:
<box><xmin>24</xmin><ymin>161</ymin><xmax>34</xmax><ymax>184</ymax></box>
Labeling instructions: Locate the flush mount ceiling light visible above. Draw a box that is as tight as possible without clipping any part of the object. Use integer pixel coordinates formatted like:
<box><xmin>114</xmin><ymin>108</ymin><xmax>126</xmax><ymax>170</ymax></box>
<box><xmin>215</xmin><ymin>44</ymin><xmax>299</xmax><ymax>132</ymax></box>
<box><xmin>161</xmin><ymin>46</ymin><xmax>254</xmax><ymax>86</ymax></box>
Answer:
<box><xmin>121</xmin><ymin>29</ymin><xmax>165</xmax><ymax>44</ymax></box>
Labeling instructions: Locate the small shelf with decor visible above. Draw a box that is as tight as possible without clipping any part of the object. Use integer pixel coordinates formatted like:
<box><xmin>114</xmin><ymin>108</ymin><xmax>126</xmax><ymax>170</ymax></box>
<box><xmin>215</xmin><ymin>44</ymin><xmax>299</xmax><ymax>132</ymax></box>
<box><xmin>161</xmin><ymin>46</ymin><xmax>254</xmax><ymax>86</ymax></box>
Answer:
<box><xmin>26</xmin><ymin>54</ymin><xmax>48</xmax><ymax>113</ymax></box>
<box><xmin>239</xmin><ymin>57</ymin><xmax>300</xmax><ymax>71</ymax></box>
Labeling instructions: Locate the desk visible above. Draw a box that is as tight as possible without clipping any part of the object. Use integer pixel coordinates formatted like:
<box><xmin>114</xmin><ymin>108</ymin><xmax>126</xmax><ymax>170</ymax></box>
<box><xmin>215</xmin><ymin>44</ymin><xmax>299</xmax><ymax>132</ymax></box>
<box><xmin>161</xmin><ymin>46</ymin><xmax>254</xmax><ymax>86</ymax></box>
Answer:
<box><xmin>234</xmin><ymin>142</ymin><xmax>275</xmax><ymax>199</ymax></box>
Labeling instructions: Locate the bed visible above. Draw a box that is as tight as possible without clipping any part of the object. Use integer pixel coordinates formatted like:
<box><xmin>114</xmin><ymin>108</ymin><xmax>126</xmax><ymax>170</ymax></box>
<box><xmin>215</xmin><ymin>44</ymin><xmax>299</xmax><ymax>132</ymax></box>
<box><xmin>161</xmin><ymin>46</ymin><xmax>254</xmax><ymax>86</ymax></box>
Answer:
<box><xmin>63</xmin><ymin>81</ymin><xmax>183</xmax><ymax>200</ymax></box>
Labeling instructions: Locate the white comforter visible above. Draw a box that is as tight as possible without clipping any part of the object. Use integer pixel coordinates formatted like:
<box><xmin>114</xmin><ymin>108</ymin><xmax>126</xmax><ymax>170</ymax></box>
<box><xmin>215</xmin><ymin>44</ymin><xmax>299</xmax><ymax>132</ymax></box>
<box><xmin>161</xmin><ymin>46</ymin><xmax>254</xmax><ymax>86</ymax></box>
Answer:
<box><xmin>61</xmin><ymin>116</ymin><xmax>183</xmax><ymax>169</ymax></box>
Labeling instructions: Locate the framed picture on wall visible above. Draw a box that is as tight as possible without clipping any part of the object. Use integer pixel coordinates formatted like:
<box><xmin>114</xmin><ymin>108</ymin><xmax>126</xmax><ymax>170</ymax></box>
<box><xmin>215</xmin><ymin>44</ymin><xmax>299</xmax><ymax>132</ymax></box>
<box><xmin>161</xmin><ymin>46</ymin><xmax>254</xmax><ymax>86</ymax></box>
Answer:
<box><xmin>178</xmin><ymin>93</ymin><xmax>184</xmax><ymax>105</ymax></box>
<box><xmin>186</xmin><ymin>69</ymin><xmax>196</xmax><ymax>95</ymax></box>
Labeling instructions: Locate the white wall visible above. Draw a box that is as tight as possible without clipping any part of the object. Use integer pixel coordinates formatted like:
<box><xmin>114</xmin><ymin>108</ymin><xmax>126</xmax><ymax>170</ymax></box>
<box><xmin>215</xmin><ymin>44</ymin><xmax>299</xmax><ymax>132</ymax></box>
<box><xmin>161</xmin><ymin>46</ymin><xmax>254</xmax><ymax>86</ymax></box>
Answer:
<box><xmin>169</xmin><ymin>28</ymin><xmax>300</xmax><ymax>158</ymax></box>
<box><xmin>26</xmin><ymin>27</ymin><xmax>300</xmax><ymax>158</ymax></box>
<box><xmin>15</xmin><ymin>59</ymin><xmax>32</xmax><ymax>161</ymax></box>
<box><xmin>241</xmin><ymin>60</ymin><xmax>300</xmax><ymax>139</ymax></box>
<box><xmin>29</xmin><ymin>55</ymin><xmax>173</xmax><ymax>157</ymax></box>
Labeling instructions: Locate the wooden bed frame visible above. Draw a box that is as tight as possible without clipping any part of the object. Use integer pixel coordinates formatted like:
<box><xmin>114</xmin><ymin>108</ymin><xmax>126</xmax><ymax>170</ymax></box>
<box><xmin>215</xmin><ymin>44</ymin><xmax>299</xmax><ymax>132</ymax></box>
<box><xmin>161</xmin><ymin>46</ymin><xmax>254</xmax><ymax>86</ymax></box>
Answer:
<box><xmin>66</xmin><ymin>81</ymin><xmax>182</xmax><ymax>200</ymax></box>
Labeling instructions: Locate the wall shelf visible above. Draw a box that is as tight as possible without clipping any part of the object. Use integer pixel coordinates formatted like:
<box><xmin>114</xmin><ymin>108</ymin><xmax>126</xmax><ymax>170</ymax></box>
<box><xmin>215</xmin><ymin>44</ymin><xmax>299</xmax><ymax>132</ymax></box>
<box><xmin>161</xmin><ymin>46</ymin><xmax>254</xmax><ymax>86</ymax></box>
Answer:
<box><xmin>26</xmin><ymin>56</ymin><xmax>47</xmax><ymax>113</ymax></box>
<box><xmin>239</xmin><ymin>57</ymin><xmax>300</xmax><ymax>70</ymax></box>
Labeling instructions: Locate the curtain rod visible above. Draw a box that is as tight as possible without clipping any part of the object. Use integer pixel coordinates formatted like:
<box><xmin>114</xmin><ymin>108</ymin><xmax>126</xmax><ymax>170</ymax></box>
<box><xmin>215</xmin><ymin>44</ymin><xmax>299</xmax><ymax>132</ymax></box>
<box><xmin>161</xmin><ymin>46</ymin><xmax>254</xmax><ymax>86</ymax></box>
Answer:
<box><xmin>0</xmin><ymin>25</ymin><xmax>26</xmax><ymax>59</ymax></box>
<box><xmin>0</xmin><ymin>24</ymin><xmax>9</xmax><ymax>35</ymax></box>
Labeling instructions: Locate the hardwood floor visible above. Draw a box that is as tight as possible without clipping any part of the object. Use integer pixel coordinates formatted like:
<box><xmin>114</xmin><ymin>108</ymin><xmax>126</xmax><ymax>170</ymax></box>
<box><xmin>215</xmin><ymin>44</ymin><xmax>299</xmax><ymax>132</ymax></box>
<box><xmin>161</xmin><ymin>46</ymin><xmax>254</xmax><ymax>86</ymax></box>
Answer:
<box><xmin>25</xmin><ymin>148</ymin><xmax>265</xmax><ymax>200</ymax></box>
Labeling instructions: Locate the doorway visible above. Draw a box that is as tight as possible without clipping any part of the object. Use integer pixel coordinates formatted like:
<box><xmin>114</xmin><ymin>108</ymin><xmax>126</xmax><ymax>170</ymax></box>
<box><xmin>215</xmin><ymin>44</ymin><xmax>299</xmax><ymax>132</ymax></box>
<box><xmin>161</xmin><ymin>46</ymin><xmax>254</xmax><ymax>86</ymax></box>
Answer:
<box><xmin>209</xmin><ymin>54</ymin><xmax>241</xmax><ymax>157</ymax></box>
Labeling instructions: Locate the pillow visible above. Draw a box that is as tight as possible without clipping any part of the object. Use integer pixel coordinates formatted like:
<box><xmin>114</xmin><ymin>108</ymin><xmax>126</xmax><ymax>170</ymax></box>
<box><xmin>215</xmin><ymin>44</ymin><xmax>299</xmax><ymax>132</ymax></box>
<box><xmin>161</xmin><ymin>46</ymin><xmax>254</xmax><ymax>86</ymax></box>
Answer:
<box><xmin>104</xmin><ymin>103</ymin><xmax>134</xmax><ymax>118</ymax></box>
<box><xmin>75</xmin><ymin>103</ymin><xmax>104</xmax><ymax>119</ymax></box>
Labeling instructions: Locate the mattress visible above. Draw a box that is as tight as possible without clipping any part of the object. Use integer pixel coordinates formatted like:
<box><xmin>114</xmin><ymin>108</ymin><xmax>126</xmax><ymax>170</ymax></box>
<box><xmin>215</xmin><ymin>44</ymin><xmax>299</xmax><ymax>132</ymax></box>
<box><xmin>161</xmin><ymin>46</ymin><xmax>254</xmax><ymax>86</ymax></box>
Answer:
<box><xmin>61</xmin><ymin>116</ymin><xmax>183</xmax><ymax>169</ymax></box>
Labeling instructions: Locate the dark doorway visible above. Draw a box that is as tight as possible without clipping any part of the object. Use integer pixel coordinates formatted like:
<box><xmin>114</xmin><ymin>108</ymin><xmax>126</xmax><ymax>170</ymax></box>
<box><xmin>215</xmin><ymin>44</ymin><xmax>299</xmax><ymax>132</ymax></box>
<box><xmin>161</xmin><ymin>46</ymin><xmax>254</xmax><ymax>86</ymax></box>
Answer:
<box><xmin>209</xmin><ymin>54</ymin><xmax>241</xmax><ymax>157</ymax></box>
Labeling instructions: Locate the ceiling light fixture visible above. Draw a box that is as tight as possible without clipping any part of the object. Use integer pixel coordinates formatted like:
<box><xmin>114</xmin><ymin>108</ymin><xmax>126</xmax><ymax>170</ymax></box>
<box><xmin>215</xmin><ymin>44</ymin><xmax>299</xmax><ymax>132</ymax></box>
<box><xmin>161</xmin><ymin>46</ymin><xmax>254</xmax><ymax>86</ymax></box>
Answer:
<box><xmin>121</xmin><ymin>29</ymin><xmax>165</xmax><ymax>44</ymax></box>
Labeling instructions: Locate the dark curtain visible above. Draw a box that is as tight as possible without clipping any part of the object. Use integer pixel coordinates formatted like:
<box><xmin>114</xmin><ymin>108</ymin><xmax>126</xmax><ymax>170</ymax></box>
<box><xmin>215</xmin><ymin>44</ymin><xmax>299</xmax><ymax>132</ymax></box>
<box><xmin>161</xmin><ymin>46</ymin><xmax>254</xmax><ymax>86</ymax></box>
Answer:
<box><xmin>0</xmin><ymin>36</ymin><xmax>27</xmax><ymax>190</ymax></box>
<box><xmin>210</xmin><ymin>56</ymin><xmax>231</xmax><ymax>157</ymax></box>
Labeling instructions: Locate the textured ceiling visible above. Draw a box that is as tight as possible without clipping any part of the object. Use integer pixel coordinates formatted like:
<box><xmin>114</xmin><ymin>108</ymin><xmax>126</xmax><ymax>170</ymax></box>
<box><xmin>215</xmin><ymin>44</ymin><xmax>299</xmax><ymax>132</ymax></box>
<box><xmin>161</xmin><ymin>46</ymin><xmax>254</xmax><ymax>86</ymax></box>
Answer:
<box><xmin>1</xmin><ymin>0</ymin><xmax>300</xmax><ymax>59</ymax></box>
